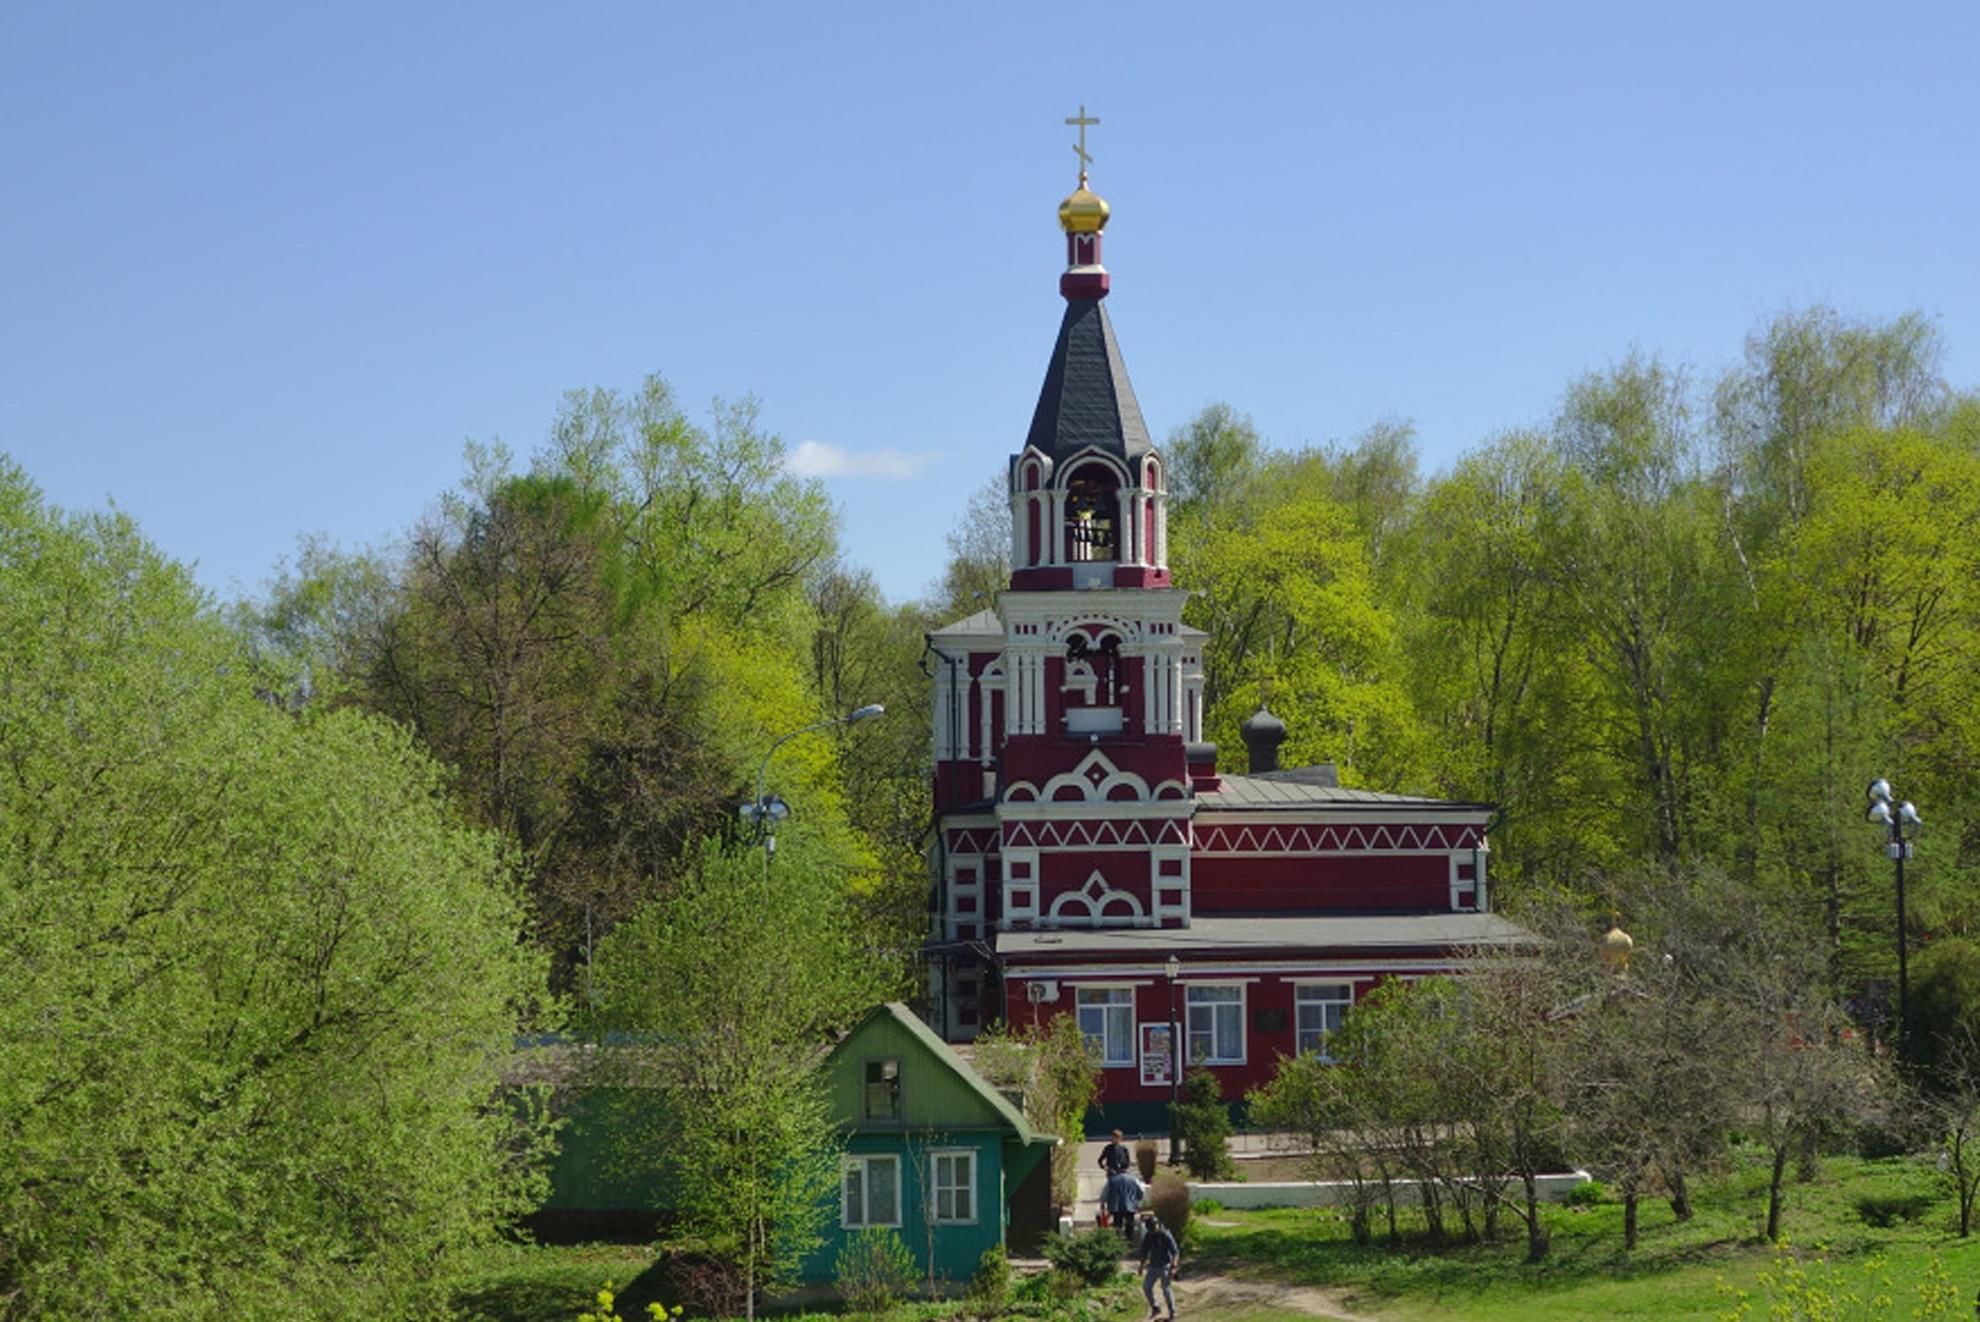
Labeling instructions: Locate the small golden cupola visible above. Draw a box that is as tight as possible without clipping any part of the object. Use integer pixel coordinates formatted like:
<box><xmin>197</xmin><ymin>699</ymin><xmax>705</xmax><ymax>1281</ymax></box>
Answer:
<box><xmin>1057</xmin><ymin>104</ymin><xmax>1112</xmax><ymax>301</ymax></box>
<box><xmin>1058</xmin><ymin>181</ymin><xmax>1111</xmax><ymax>233</ymax></box>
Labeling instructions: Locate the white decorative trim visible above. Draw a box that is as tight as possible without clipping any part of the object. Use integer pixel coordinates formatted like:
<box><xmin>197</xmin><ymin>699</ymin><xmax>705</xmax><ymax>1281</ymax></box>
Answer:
<box><xmin>1002</xmin><ymin>960</ymin><xmax>1480</xmax><ymax>979</ymax></box>
<box><xmin>1192</xmin><ymin>820</ymin><xmax>1489</xmax><ymax>854</ymax></box>
<box><xmin>1001</xmin><ymin>847</ymin><xmax>1040</xmax><ymax>929</ymax></box>
<box><xmin>1048</xmin><ymin>871</ymin><xmax>1146</xmax><ymax>926</ymax></box>
<box><xmin>1053</xmin><ymin>447</ymin><xmax>1133</xmax><ymax>486</ymax></box>
<box><xmin>999</xmin><ymin>816</ymin><xmax>1192</xmax><ymax>851</ymax></box>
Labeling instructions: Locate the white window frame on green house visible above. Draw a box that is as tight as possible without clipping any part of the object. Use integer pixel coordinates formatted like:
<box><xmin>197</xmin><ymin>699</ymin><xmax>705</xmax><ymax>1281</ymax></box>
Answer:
<box><xmin>928</xmin><ymin>1148</ymin><xmax>977</xmax><ymax>1225</ymax></box>
<box><xmin>1075</xmin><ymin>985</ymin><xmax>1136</xmax><ymax>1067</ymax></box>
<box><xmin>842</xmin><ymin>1153</ymin><xmax>901</xmax><ymax>1229</ymax></box>
<box><xmin>1292</xmin><ymin>981</ymin><xmax>1353</xmax><ymax>1061</ymax></box>
<box><xmin>1185</xmin><ymin>982</ymin><xmax>1245</xmax><ymax>1065</ymax></box>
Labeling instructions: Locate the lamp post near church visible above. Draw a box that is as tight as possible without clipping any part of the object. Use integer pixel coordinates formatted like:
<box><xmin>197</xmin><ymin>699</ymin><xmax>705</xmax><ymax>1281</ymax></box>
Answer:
<box><xmin>740</xmin><ymin>704</ymin><xmax>886</xmax><ymax>857</ymax></box>
<box><xmin>1165</xmin><ymin>954</ymin><xmax>1182</xmax><ymax>1166</ymax></box>
<box><xmin>1866</xmin><ymin>778</ymin><xmax>1921</xmax><ymax>1057</ymax></box>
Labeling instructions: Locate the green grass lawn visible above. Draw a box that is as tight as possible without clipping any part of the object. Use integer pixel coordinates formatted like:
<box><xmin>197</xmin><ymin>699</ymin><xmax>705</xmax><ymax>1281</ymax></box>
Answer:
<box><xmin>452</xmin><ymin>1151</ymin><xmax>1980</xmax><ymax>1320</ymax></box>
<box><xmin>451</xmin><ymin>1241</ymin><xmax>663</xmax><ymax>1322</ymax></box>
<box><xmin>1190</xmin><ymin>1148</ymin><xmax>1980</xmax><ymax>1319</ymax></box>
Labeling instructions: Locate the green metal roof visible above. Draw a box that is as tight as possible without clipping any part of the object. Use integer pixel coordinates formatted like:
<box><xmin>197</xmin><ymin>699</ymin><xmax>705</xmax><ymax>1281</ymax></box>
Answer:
<box><xmin>825</xmin><ymin>1002</ymin><xmax>1053</xmax><ymax>1147</ymax></box>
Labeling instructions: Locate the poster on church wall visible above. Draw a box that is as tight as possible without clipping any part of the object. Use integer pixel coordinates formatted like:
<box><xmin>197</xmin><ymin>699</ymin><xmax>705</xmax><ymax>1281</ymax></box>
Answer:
<box><xmin>1139</xmin><ymin>1023</ymin><xmax>1175</xmax><ymax>1088</ymax></box>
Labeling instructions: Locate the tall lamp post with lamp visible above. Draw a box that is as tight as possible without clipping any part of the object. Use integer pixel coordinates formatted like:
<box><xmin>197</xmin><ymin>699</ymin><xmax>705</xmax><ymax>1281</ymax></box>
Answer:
<box><xmin>1866</xmin><ymin>778</ymin><xmax>1921</xmax><ymax>1056</ymax></box>
<box><xmin>739</xmin><ymin>704</ymin><xmax>886</xmax><ymax>856</ymax></box>
<box><xmin>1165</xmin><ymin>955</ymin><xmax>1182</xmax><ymax>1166</ymax></box>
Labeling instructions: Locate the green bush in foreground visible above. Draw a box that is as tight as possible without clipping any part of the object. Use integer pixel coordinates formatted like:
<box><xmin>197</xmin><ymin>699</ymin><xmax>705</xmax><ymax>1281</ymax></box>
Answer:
<box><xmin>969</xmin><ymin>1242</ymin><xmax>1012</xmax><ymax>1310</ymax></box>
<box><xmin>0</xmin><ymin>464</ymin><xmax>551</xmax><ymax>1318</ymax></box>
<box><xmin>1042</xmin><ymin>1228</ymin><xmax>1125</xmax><ymax>1286</ymax></box>
<box><xmin>835</xmin><ymin>1227</ymin><xmax>918</xmax><ymax>1313</ymax></box>
<box><xmin>1716</xmin><ymin>1243</ymin><xmax>1960</xmax><ymax>1320</ymax></box>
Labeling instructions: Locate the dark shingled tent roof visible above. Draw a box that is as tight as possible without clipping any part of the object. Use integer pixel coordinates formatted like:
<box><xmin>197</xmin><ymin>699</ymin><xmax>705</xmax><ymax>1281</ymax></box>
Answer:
<box><xmin>1023</xmin><ymin>298</ymin><xmax>1153</xmax><ymax>463</ymax></box>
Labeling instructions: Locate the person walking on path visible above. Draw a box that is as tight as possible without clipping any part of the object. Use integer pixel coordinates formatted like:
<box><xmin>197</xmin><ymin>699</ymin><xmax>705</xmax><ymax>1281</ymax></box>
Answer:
<box><xmin>1137</xmin><ymin>1210</ymin><xmax>1180</xmax><ymax>1319</ymax></box>
<box><xmin>1100</xmin><ymin>1129</ymin><xmax>1134</xmax><ymax>1177</ymax></box>
<box><xmin>1102</xmin><ymin>1169</ymin><xmax>1144</xmax><ymax>1245</ymax></box>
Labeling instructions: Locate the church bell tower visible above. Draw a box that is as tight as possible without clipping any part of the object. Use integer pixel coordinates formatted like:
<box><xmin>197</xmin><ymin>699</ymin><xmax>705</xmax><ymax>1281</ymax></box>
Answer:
<box><xmin>928</xmin><ymin>110</ymin><xmax>1208</xmax><ymax>1038</ymax></box>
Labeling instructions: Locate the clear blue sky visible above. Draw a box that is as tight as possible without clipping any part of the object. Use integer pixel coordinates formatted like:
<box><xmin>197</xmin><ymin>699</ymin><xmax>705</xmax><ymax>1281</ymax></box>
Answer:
<box><xmin>4</xmin><ymin>2</ymin><xmax>1975</xmax><ymax>604</ymax></box>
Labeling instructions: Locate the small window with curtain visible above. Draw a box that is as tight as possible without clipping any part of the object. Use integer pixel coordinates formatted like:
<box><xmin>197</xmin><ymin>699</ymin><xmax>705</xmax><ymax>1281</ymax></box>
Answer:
<box><xmin>842</xmin><ymin>1154</ymin><xmax>901</xmax><ymax>1228</ymax></box>
<box><xmin>864</xmin><ymin>1059</ymin><xmax>901</xmax><ymax>1121</ymax></box>
<box><xmin>1075</xmin><ymin>987</ymin><xmax>1135</xmax><ymax>1066</ymax></box>
<box><xmin>1186</xmin><ymin>983</ymin><xmax>1245</xmax><ymax>1064</ymax></box>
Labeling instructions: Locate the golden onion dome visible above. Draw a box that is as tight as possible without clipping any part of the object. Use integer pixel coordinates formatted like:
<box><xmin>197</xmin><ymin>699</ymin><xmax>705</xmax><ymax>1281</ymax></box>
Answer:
<box><xmin>1058</xmin><ymin>180</ymin><xmax>1110</xmax><ymax>234</ymax></box>
<box><xmin>1600</xmin><ymin>923</ymin><xmax>1635</xmax><ymax>970</ymax></box>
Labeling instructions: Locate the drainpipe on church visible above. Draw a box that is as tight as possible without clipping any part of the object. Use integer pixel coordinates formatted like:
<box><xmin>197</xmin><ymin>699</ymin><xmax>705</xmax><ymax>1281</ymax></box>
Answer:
<box><xmin>1165</xmin><ymin>954</ymin><xmax>1182</xmax><ymax>1165</ymax></box>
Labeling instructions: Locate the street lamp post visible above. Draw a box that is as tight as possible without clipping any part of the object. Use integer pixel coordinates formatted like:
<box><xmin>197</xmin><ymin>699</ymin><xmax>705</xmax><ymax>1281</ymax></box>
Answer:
<box><xmin>740</xmin><ymin>704</ymin><xmax>886</xmax><ymax>856</ymax></box>
<box><xmin>1866</xmin><ymin>778</ymin><xmax>1922</xmax><ymax>1056</ymax></box>
<box><xmin>1165</xmin><ymin>955</ymin><xmax>1182</xmax><ymax>1166</ymax></box>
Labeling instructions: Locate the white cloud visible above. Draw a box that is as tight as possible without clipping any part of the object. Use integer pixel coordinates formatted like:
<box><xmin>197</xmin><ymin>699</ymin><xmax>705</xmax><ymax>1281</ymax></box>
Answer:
<box><xmin>785</xmin><ymin>439</ymin><xmax>934</xmax><ymax>480</ymax></box>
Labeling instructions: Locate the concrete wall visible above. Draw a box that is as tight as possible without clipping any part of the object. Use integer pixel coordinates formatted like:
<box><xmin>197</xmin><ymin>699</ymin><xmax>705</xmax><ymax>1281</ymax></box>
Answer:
<box><xmin>1189</xmin><ymin>1169</ymin><xmax>1592</xmax><ymax>1210</ymax></box>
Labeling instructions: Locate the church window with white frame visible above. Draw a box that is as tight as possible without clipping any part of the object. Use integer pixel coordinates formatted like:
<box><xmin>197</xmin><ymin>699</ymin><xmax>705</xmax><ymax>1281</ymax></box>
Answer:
<box><xmin>1186</xmin><ymin>984</ymin><xmax>1245</xmax><ymax>1064</ymax></box>
<box><xmin>1075</xmin><ymin>986</ymin><xmax>1135</xmax><ymax>1066</ymax></box>
<box><xmin>1294</xmin><ymin>983</ymin><xmax>1353</xmax><ymax>1060</ymax></box>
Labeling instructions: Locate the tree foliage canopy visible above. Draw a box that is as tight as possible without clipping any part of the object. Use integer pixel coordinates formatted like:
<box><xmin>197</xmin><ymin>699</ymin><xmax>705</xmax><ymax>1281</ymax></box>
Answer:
<box><xmin>0</xmin><ymin>462</ymin><xmax>549</xmax><ymax>1318</ymax></box>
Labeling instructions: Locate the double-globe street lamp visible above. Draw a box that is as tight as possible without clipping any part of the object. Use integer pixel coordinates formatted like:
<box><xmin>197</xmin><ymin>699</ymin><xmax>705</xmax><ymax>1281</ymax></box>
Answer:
<box><xmin>740</xmin><ymin>703</ymin><xmax>887</xmax><ymax>856</ymax></box>
<box><xmin>1866</xmin><ymin>778</ymin><xmax>1922</xmax><ymax>1055</ymax></box>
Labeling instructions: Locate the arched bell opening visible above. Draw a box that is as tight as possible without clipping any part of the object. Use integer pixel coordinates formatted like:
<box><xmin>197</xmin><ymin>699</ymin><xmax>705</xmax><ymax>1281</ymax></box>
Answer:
<box><xmin>1063</xmin><ymin>461</ymin><xmax>1122</xmax><ymax>563</ymax></box>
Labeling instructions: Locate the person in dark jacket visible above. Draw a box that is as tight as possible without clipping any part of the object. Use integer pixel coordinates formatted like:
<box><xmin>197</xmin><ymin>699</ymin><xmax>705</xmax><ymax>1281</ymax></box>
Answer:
<box><xmin>1099</xmin><ymin>1129</ymin><xmax>1134</xmax><ymax>1177</ymax></box>
<box><xmin>1137</xmin><ymin>1211</ymin><xmax>1180</xmax><ymax>1319</ymax></box>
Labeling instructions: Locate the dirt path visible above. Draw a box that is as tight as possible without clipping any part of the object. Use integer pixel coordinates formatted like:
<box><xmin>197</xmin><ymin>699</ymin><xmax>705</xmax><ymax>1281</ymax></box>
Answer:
<box><xmin>1169</xmin><ymin>1271</ymin><xmax>1378</xmax><ymax>1321</ymax></box>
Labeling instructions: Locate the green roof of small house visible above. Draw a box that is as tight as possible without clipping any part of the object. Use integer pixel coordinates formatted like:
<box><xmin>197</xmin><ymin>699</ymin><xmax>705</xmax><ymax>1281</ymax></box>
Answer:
<box><xmin>824</xmin><ymin>1002</ymin><xmax>1053</xmax><ymax>1147</ymax></box>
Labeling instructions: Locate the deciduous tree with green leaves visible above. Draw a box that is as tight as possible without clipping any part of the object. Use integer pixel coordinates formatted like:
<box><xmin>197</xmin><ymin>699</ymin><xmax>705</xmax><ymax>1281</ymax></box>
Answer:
<box><xmin>0</xmin><ymin>461</ymin><xmax>551</xmax><ymax>1318</ymax></box>
<box><xmin>589</xmin><ymin>830</ymin><xmax>894</xmax><ymax>1319</ymax></box>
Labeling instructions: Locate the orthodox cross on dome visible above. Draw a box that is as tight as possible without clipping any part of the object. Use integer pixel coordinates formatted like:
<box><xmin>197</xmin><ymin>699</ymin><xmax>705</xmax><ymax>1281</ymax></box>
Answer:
<box><xmin>1066</xmin><ymin>104</ymin><xmax>1100</xmax><ymax>183</ymax></box>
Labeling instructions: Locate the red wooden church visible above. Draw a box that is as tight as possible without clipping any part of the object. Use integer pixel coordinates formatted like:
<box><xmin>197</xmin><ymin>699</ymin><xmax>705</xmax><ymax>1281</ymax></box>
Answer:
<box><xmin>923</xmin><ymin>132</ymin><xmax>1526</xmax><ymax>1126</ymax></box>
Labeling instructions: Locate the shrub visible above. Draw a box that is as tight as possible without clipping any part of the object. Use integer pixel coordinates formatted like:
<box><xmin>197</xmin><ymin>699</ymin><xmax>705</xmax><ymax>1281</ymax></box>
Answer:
<box><xmin>577</xmin><ymin>1282</ymin><xmax>683</xmax><ymax>1322</ymax></box>
<box><xmin>1852</xmin><ymin>1190</ymin><xmax>1936</xmax><ymax>1228</ymax></box>
<box><xmin>1041</xmin><ymin>1228</ymin><xmax>1124</xmax><ymax>1286</ymax></box>
<box><xmin>1135</xmin><ymin>1138</ymin><xmax>1159</xmax><ymax>1181</ymax></box>
<box><xmin>1854</xmin><ymin>1118</ymin><xmax>1913</xmax><ymax>1160</ymax></box>
<box><xmin>1192</xmin><ymin>1196</ymin><xmax>1223</xmax><ymax>1215</ymax></box>
<box><xmin>835</xmin><ymin>1228</ymin><xmax>918</xmax><ymax>1313</ymax></box>
<box><xmin>1148</xmin><ymin>1172</ymin><xmax>1192</xmax><ymax>1239</ymax></box>
<box><xmin>1563</xmin><ymin>1179</ymin><xmax>1609</xmax><ymax>1207</ymax></box>
<box><xmin>1176</xmin><ymin>1069</ymin><xmax>1237</xmax><ymax>1180</ymax></box>
<box><xmin>968</xmin><ymin>1243</ymin><xmax>1011</xmax><ymax>1311</ymax></box>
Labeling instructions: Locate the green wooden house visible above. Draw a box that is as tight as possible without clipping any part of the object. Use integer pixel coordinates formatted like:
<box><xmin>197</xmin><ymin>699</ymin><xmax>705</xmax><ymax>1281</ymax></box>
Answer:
<box><xmin>804</xmin><ymin>1002</ymin><xmax>1057</xmax><ymax>1286</ymax></box>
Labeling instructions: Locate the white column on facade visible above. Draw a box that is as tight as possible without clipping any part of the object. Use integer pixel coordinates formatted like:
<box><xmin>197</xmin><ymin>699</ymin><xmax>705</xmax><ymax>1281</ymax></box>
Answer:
<box><xmin>932</xmin><ymin>662</ymin><xmax>955</xmax><ymax>759</ymax></box>
<box><xmin>1008</xmin><ymin>653</ymin><xmax>1023</xmax><ymax>735</ymax></box>
<box><xmin>1154</xmin><ymin>495</ymin><xmax>1168</xmax><ymax>569</ymax></box>
<box><xmin>1170</xmin><ymin>655</ymin><xmax>1185</xmax><ymax>735</ymax></box>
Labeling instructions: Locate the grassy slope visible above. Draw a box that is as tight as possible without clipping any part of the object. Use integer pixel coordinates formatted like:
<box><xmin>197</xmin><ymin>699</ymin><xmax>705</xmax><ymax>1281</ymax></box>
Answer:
<box><xmin>1191</xmin><ymin>1149</ymin><xmax>1980</xmax><ymax>1320</ymax></box>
